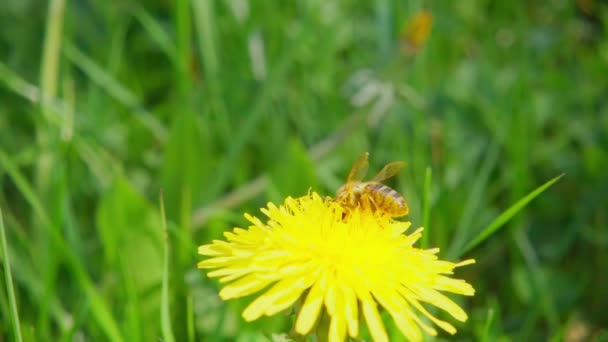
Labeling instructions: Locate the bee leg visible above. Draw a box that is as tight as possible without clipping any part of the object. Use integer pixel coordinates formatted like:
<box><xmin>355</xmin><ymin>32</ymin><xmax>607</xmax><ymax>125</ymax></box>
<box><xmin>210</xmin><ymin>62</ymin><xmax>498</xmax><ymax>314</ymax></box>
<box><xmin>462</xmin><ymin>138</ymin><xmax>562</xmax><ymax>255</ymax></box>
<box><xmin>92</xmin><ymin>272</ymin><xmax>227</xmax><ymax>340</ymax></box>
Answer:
<box><xmin>369</xmin><ymin>196</ymin><xmax>379</xmax><ymax>211</ymax></box>
<box><xmin>362</xmin><ymin>195</ymin><xmax>378</xmax><ymax>212</ymax></box>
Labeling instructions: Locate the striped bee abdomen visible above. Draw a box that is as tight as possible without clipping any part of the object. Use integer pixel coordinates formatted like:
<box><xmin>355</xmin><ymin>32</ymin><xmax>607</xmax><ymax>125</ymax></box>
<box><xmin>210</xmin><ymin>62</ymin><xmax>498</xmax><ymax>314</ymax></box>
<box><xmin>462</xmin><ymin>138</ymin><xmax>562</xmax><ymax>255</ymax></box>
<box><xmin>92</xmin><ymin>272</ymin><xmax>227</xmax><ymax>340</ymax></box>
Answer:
<box><xmin>363</xmin><ymin>182</ymin><xmax>408</xmax><ymax>217</ymax></box>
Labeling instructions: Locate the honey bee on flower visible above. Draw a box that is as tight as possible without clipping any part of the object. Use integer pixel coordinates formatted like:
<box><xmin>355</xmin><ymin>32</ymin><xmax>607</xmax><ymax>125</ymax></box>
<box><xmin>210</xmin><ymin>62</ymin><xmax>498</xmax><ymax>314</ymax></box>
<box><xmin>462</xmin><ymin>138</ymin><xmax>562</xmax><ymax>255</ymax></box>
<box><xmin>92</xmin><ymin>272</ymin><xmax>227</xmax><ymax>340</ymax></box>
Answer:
<box><xmin>198</xmin><ymin>192</ymin><xmax>475</xmax><ymax>342</ymax></box>
<box><xmin>336</xmin><ymin>152</ymin><xmax>409</xmax><ymax>218</ymax></box>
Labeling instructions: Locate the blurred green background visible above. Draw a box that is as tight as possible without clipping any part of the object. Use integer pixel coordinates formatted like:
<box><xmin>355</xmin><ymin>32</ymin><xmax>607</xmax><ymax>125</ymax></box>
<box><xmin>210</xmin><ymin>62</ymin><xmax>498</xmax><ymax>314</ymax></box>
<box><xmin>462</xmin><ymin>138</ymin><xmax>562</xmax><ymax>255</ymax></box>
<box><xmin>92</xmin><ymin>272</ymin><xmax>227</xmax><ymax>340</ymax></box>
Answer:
<box><xmin>1</xmin><ymin>0</ymin><xmax>607</xmax><ymax>341</ymax></box>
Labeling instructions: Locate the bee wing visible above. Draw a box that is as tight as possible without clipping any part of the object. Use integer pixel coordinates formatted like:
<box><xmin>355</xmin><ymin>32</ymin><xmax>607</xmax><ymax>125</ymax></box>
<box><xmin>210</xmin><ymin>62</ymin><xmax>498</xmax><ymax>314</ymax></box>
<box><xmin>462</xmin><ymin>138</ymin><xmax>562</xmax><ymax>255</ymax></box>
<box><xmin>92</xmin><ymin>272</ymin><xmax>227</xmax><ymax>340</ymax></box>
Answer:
<box><xmin>369</xmin><ymin>161</ymin><xmax>406</xmax><ymax>183</ymax></box>
<box><xmin>346</xmin><ymin>152</ymin><xmax>370</xmax><ymax>183</ymax></box>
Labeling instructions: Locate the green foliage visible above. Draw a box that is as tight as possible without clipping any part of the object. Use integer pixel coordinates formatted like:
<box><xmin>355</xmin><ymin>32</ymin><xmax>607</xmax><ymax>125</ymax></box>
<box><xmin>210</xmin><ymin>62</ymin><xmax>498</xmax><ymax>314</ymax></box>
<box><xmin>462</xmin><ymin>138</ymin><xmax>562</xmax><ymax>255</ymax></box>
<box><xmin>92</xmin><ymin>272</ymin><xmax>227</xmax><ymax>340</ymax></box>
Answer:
<box><xmin>1</xmin><ymin>0</ymin><xmax>607</xmax><ymax>341</ymax></box>
<box><xmin>96</xmin><ymin>178</ymin><xmax>164</xmax><ymax>341</ymax></box>
<box><xmin>162</xmin><ymin>111</ymin><xmax>211</xmax><ymax>218</ymax></box>
<box><xmin>0</xmin><ymin>207</ymin><xmax>22</xmax><ymax>342</ymax></box>
<box><xmin>97</xmin><ymin>178</ymin><xmax>164</xmax><ymax>293</ymax></box>
<box><xmin>267</xmin><ymin>139</ymin><xmax>318</xmax><ymax>201</ymax></box>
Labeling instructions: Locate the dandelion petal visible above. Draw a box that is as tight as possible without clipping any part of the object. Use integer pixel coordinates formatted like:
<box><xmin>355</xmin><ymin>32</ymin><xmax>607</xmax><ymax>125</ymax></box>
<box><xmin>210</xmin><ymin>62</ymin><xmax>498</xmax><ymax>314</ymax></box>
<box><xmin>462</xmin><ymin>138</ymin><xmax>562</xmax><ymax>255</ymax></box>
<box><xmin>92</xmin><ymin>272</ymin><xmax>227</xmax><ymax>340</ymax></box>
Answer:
<box><xmin>197</xmin><ymin>192</ymin><xmax>475</xmax><ymax>341</ymax></box>
<box><xmin>362</xmin><ymin>299</ymin><xmax>388</xmax><ymax>342</ymax></box>
<box><xmin>295</xmin><ymin>281</ymin><xmax>324</xmax><ymax>335</ymax></box>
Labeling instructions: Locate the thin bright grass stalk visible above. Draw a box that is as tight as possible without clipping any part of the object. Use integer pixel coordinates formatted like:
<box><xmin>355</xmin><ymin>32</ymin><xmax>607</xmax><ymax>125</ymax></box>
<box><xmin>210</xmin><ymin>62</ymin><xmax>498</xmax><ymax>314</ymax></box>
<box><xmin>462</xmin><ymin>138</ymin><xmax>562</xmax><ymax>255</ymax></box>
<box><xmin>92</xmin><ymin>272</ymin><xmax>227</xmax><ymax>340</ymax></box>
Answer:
<box><xmin>481</xmin><ymin>308</ymin><xmax>495</xmax><ymax>342</ymax></box>
<box><xmin>39</xmin><ymin>0</ymin><xmax>65</xmax><ymax>332</ymax></box>
<box><xmin>0</xmin><ymin>61</ymin><xmax>126</xmax><ymax>189</ymax></box>
<box><xmin>179</xmin><ymin>187</ymin><xmax>192</xmax><ymax>264</ymax></box>
<box><xmin>175</xmin><ymin>0</ymin><xmax>193</xmax><ymax>98</ymax></box>
<box><xmin>60</xmin><ymin>76</ymin><xmax>74</xmax><ymax>141</ymax></box>
<box><xmin>160</xmin><ymin>191</ymin><xmax>176</xmax><ymax>342</ymax></box>
<box><xmin>0</xmin><ymin>61</ymin><xmax>77</xmax><ymax>133</ymax></box>
<box><xmin>192</xmin><ymin>0</ymin><xmax>219</xmax><ymax>78</ymax></box>
<box><xmin>133</xmin><ymin>7</ymin><xmax>178</xmax><ymax>65</ymax></box>
<box><xmin>374</xmin><ymin>0</ymin><xmax>392</xmax><ymax>60</ymax></box>
<box><xmin>420</xmin><ymin>166</ymin><xmax>432</xmax><ymax>248</ymax></box>
<box><xmin>457</xmin><ymin>173</ymin><xmax>565</xmax><ymax>257</ymax></box>
<box><xmin>0</xmin><ymin>61</ymin><xmax>43</xmax><ymax>105</ymax></box>
<box><xmin>2</xmin><ymin>212</ymin><xmax>70</xmax><ymax>334</ymax></box>
<box><xmin>40</xmin><ymin>0</ymin><xmax>65</xmax><ymax>119</ymax></box>
<box><xmin>0</xmin><ymin>208</ymin><xmax>23</xmax><ymax>342</ymax></box>
<box><xmin>191</xmin><ymin>0</ymin><xmax>231</xmax><ymax>149</ymax></box>
<box><xmin>187</xmin><ymin>295</ymin><xmax>195</xmax><ymax>342</ymax></box>
<box><xmin>0</xmin><ymin>150</ymin><xmax>123</xmax><ymax>342</ymax></box>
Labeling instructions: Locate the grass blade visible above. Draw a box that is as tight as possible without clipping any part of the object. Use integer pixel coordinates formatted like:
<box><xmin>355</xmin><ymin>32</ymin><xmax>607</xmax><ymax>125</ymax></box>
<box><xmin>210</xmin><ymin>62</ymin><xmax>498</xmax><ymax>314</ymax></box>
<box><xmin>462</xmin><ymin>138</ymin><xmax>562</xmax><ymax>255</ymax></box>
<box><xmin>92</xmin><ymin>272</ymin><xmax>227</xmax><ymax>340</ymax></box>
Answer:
<box><xmin>420</xmin><ymin>166</ymin><xmax>432</xmax><ymax>248</ymax></box>
<box><xmin>174</xmin><ymin>0</ymin><xmax>193</xmax><ymax>98</ymax></box>
<box><xmin>514</xmin><ymin>229</ymin><xmax>559</xmax><ymax>329</ymax></box>
<box><xmin>0</xmin><ymin>61</ymin><xmax>76</xmax><ymax>130</ymax></box>
<box><xmin>40</xmin><ymin>0</ymin><xmax>65</xmax><ymax>121</ymax></box>
<box><xmin>481</xmin><ymin>308</ymin><xmax>495</xmax><ymax>342</ymax></box>
<box><xmin>192</xmin><ymin>0</ymin><xmax>219</xmax><ymax>78</ymax></box>
<box><xmin>0</xmin><ymin>208</ymin><xmax>23</xmax><ymax>342</ymax></box>
<box><xmin>133</xmin><ymin>6</ymin><xmax>178</xmax><ymax>65</ymax></box>
<box><xmin>160</xmin><ymin>191</ymin><xmax>176</xmax><ymax>342</ymax></box>
<box><xmin>446</xmin><ymin>144</ymin><xmax>499</xmax><ymax>259</ymax></box>
<box><xmin>63</xmin><ymin>43</ymin><xmax>167</xmax><ymax>142</ymax></box>
<box><xmin>0</xmin><ymin>149</ymin><xmax>123</xmax><ymax>342</ymax></box>
<box><xmin>458</xmin><ymin>173</ymin><xmax>565</xmax><ymax>257</ymax></box>
<box><xmin>187</xmin><ymin>295</ymin><xmax>195</xmax><ymax>342</ymax></box>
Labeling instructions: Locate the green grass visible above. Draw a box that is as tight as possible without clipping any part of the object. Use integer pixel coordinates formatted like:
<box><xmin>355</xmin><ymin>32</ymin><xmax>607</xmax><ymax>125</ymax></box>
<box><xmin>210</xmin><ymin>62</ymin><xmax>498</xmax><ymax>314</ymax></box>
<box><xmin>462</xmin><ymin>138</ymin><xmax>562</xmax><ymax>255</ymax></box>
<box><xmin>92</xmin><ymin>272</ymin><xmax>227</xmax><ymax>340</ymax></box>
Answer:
<box><xmin>1</xmin><ymin>207</ymin><xmax>22</xmax><ymax>342</ymax></box>
<box><xmin>1</xmin><ymin>1</ymin><xmax>607</xmax><ymax>341</ymax></box>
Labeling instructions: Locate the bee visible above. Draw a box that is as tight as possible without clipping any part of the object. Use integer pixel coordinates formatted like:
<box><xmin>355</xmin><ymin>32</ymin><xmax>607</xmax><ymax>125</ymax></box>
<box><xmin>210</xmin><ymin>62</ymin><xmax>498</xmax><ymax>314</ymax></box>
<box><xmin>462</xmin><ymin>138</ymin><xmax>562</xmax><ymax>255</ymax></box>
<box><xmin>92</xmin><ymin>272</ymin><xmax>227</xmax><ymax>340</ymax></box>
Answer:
<box><xmin>335</xmin><ymin>152</ymin><xmax>409</xmax><ymax>217</ymax></box>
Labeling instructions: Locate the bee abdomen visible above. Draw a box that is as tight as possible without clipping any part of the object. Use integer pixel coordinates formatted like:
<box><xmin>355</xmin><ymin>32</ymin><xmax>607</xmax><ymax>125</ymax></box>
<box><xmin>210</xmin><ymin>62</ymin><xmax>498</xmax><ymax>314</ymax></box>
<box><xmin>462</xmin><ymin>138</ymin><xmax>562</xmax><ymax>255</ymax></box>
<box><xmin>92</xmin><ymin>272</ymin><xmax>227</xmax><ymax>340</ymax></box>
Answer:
<box><xmin>364</xmin><ymin>183</ymin><xmax>408</xmax><ymax>216</ymax></box>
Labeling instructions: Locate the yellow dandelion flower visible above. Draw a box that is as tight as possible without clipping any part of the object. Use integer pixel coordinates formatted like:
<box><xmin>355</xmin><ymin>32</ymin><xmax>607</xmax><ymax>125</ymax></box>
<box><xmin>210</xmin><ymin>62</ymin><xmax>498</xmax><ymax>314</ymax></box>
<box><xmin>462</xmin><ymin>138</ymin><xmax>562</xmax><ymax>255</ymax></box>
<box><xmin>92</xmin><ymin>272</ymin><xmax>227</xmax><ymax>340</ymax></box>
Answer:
<box><xmin>198</xmin><ymin>192</ymin><xmax>475</xmax><ymax>342</ymax></box>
